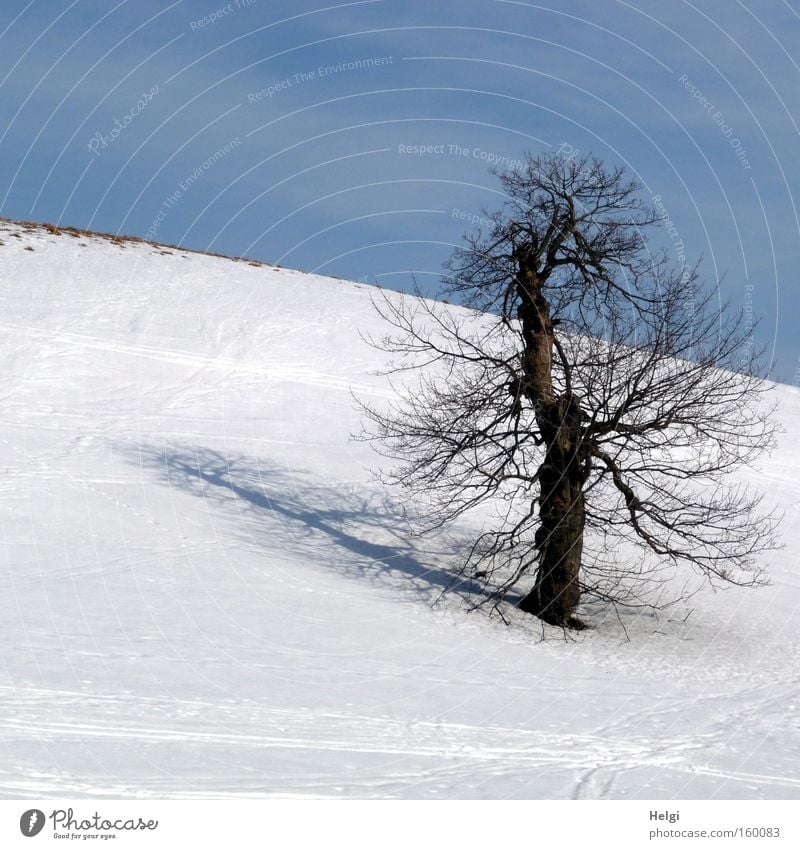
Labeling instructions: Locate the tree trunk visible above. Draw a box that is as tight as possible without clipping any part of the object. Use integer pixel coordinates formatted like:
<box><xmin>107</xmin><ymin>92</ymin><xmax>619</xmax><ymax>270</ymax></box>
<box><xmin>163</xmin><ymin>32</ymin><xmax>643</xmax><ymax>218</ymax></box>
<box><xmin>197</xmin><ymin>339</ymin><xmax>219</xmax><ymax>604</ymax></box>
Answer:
<box><xmin>519</xmin><ymin>396</ymin><xmax>587</xmax><ymax>628</ymax></box>
<box><xmin>515</xmin><ymin>260</ymin><xmax>588</xmax><ymax>628</ymax></box>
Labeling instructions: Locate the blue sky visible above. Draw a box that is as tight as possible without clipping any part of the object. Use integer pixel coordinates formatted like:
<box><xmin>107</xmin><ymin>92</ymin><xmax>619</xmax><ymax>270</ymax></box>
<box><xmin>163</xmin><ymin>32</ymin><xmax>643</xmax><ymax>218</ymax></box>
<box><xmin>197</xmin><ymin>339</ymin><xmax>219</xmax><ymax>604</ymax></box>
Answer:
<box><xmin>1</xmin><ymin>0</ymin><xmax>799</xmax><ymax>380</ymax></box>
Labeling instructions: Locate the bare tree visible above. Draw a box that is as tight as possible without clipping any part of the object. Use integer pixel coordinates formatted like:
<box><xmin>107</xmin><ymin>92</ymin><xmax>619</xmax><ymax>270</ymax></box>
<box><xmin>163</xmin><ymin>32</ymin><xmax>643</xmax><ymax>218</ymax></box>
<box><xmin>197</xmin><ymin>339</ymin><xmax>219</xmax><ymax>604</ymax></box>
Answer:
<box><xmin>360</xmin><ymin>153</ymin><xmax>781</xmax><ymax>630</ymax></box>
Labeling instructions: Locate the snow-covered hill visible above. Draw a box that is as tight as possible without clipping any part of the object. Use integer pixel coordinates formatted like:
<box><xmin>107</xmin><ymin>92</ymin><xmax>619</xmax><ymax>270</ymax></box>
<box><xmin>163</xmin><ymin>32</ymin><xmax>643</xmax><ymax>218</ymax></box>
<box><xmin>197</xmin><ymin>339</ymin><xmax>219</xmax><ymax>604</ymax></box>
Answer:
<box><xmin>0</xmin><ymin>218</ymin><xmax>798</xmax><ymax>799</ymax></box>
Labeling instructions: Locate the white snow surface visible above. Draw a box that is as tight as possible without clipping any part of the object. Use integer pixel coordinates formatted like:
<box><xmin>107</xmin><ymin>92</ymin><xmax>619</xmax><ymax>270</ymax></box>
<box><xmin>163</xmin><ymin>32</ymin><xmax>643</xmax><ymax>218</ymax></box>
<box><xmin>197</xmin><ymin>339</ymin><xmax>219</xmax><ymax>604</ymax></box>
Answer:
<box><xmin>0</xmin><ymin>219</ymin><xmax>798</xmax><ymax>800</ymax></box>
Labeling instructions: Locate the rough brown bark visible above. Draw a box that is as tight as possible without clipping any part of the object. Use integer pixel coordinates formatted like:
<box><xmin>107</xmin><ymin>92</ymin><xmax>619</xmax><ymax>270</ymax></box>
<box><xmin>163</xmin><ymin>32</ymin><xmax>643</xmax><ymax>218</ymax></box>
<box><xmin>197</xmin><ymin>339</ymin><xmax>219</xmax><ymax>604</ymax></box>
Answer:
<box><xmin>516</xmin><ymin>261</ymin><xmax>588</xmax><ymax>627</ymax></box>
<box><xmin>520</xmin><ymin>393</ymin><xmax>588</xmax><ymax>628</ymax></box>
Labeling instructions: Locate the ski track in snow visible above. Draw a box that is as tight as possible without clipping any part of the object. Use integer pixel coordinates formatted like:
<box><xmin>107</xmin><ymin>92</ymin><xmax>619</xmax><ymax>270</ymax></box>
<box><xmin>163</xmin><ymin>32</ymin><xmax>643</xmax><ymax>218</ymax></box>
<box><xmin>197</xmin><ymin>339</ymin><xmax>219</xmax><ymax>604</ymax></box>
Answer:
<box><xmin>1</xmin><ymin>322</ymin><xmax>389</xmax><ymax>397</ymax></box>
<box><xmin>3</xmin><ymin>687</ymin><xmax>798</xmax><ymax>800</ymax></box>
<box><xmin>0</xmin><ymin>222</ymin><xmax>798</xmax><ymax>799</ymax></box>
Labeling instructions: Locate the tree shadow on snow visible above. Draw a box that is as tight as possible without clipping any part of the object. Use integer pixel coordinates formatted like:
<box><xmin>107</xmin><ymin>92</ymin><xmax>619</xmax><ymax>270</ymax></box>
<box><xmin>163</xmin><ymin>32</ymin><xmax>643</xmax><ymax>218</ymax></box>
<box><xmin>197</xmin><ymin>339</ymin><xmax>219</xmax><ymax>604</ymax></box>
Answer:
<box><xmin>118</xmin><ymin>441</ymin><xmax>489</xmax><ymax>607</ymax></box>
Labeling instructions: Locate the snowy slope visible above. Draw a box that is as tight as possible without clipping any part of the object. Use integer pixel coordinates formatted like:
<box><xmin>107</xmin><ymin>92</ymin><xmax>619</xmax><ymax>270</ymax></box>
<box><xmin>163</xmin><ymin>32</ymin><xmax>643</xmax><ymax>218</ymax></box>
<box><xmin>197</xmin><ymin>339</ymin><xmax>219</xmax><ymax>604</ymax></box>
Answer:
<box><xmin>0</xmin><ymin>218</ymin><xmax>798</xmax><ymax>800</ymax></box>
